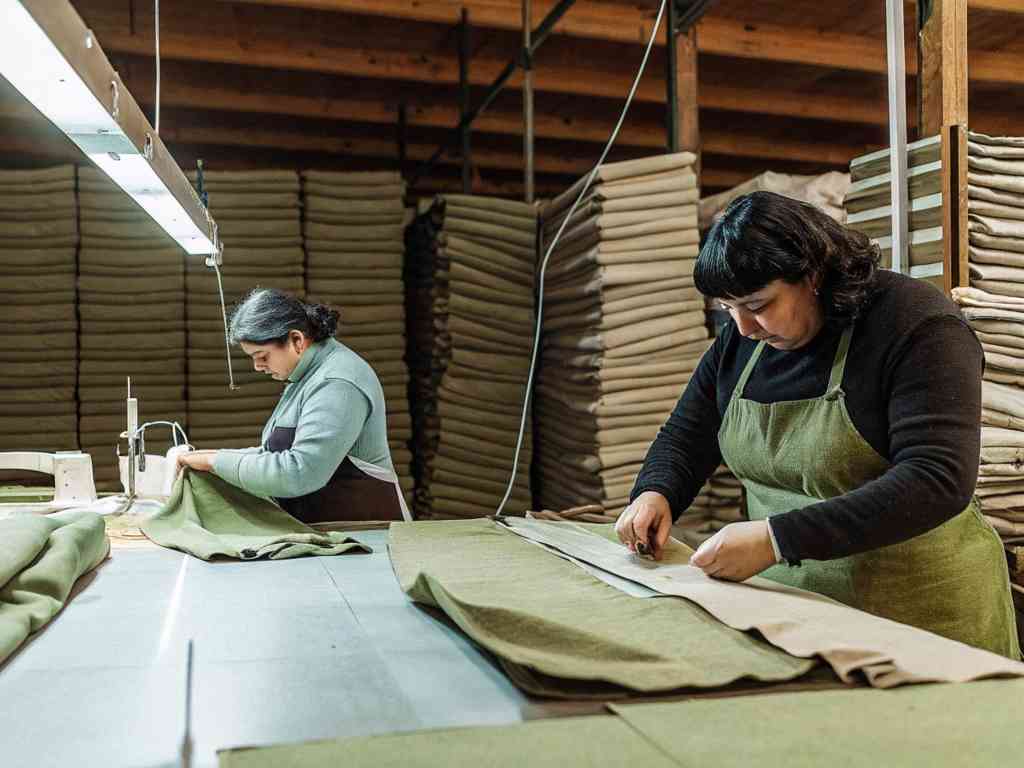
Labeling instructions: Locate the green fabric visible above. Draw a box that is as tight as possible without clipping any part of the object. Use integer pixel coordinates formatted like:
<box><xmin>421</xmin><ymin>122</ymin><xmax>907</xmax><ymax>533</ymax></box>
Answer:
<box><xmin>612</xmin><ymin>678</ymin><xmax>1024</xmax><ymax>767</ymax></box>
<box><xmin>390</xmin><ymin>519</ymin><xmax>816</xmax><ymax>698</ymax></box>
<box><xmin>0</xmin><ymin>511</ymin><xmax>109</xmax><ymax>665</ymax></box>
<box><xmin>218</xmin><ymin>714</ymin><xmax>678</xmax><ymax>768</ymax></box>
<box><xmin>141</xmin><ymin>470</ymin><xmax>371</xmax><ymax>561</ymax></box>
<box><xmin>720</xmin><ymin>325</ymin><xmax>1021</xmax><ymax>658</ymax></box>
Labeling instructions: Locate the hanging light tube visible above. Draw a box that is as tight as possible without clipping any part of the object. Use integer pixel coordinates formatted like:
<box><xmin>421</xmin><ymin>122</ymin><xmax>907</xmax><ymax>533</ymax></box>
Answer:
<box><xmin>0</xmin><ymin>0</ymin><xmax>219</xmax><ymax>257</ymax></box>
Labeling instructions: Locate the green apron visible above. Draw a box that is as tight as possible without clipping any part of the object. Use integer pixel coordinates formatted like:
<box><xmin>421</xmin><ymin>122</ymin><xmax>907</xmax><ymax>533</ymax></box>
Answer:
<box><xmin>718</xmin><ymin>324</ymin><xmax>1021</xmax><ymax>659</ymax></box>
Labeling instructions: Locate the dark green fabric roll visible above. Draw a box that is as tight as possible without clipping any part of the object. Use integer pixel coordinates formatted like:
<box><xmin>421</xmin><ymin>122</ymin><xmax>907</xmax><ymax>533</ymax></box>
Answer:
<box><xmin>390</xmin><ymin>519</ymin><xmax>816</xmax><ymax>698</ymax></box>
<box><xmin>0</xmin><ymin>511</ymin><xmax>109</xmax><ymax>665</ymax></box>
<box><xmin>141</xmin><ymin>470</ymin><xmax>372</xmax><ymax>561</ymax></box>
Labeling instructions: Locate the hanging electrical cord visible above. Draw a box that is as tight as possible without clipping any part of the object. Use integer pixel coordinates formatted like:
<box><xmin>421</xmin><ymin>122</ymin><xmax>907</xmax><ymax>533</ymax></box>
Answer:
<box><xmin>494</xmin><ymin>0</ymin><xmax>669</xmax><ymax>517</ymax></box>
<box><xmin>154</xmin><ymin>0</ymin><xmax>161</xmax><ymax>133</ymax></box>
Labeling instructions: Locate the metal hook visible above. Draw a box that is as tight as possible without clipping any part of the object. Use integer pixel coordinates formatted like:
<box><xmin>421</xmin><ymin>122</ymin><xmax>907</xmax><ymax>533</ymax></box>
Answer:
<box><xmin>144</xmin><ymin>133</ymin><xmax>154</xmax><ymax>161</ymax></box>
<box><xmin>110</xmin><ymin>78</ymin><xmax>120</xmax><ymax>120</ymax></box>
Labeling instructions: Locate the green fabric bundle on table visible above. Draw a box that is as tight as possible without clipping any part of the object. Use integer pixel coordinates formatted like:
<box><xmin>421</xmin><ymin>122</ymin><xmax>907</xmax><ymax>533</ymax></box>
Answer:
<box><xmin>0</xmin><ymin>510</ymin><xmax>109</xmax><ymax>665</ymax></box>
<box><xmin>611</xmin><ymin>678</ymin><xmax>1024</xmax><ymax>767</ymax></box>
<box><xmin>389</xmin><ymin>518</ymin><xmax>816</xmax><ymax>698</ymax></box>
<box><xmin>219</xmin><ymin>677</ymin><xmax>1024</xmax><ymax>767</ymax></box>
<box><xmin>141</xmin><ymin>470</ymin><xmax>372</xmax><ymax>561</ymax></box>
<box><xmin>219</xmin><ymin>713</ymin><xmax>679</xmax><ymax>768</ymax></box>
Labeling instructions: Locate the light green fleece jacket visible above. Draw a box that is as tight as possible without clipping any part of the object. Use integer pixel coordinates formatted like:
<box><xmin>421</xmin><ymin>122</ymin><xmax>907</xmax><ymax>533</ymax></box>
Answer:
<box><xmin>212</xmin><ymin>338</ymin><xmax>393</xmax><ymax>499</ymax></box>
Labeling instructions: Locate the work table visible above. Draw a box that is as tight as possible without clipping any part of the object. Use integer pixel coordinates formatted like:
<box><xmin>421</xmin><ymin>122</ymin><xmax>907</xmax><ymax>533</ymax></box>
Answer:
<box><xmin>0</xmin><ymin>525</ymin><xmax>842</xmax><ymax>768</ymax></box>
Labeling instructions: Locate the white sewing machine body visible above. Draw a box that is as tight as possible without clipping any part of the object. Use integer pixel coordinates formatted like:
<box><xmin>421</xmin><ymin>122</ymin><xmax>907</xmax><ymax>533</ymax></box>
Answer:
<box><xmin>0</xmin><ymin>450</ymin><xmax>98</xmax><ymax>511</ymax></box>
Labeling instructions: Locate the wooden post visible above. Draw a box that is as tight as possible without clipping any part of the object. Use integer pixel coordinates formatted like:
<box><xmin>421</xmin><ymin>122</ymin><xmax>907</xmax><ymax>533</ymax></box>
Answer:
<box><xmin>918</xmin><ymin>0</ymin><xmax>968</xmax><ymax>292</ymax></box>
<box><xmin>673</xmin><ymin>25</ymin><xmax>700</xmax><ymax>182</ymax></box>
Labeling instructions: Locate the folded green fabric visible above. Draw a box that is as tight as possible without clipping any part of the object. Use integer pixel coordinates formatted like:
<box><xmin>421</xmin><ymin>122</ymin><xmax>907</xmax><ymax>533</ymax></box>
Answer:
<box><xmin>142</xmin><ymin>470</ymin><xmax>372</xmax><ymax>561</ymax></box>
<box><xmin>390</xmin><ymin>519</ymin><xmax>815</xmax><ymax>698</ymax></box>
<box><xmin>612</xmin><ymin>678</ymin><xmax>1024</xmax><ymax>767</ymax></box>
<box><xmin>218</xmin><ymin>713</ymin><xmax>678</xmax><ymax>768</ymax></box>
<box><xmin>0</xmin><ymin>511</ymin><xmax>109</xmax><ymax>665</ymax></box>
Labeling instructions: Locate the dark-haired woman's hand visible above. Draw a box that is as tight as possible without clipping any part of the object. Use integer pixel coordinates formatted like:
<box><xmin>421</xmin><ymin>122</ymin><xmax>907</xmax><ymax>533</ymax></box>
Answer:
<box><xmin>615</xmin><ymin>491</ymin><xmax>672</xmax><ymax>560</ymax></box>
<box><xmin>689</xmin><ymin>520</ymin><xmax>776</xmax><ymax>581</ymax></box>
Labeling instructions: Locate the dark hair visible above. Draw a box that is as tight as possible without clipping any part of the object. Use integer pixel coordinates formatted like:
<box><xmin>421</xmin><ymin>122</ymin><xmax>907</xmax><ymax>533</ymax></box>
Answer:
<box><xmin>229</xmin><ymin>288</ymin><xmax>340</xmax><ymax>345</ymax></box>
<box><xmin>694</xmin><ymin>191</ymin><xmax>880</xmax><ymax>324</ymax></box>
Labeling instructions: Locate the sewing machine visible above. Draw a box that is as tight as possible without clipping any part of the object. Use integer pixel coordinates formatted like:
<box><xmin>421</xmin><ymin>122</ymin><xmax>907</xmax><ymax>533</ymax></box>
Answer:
<box><xmin>117</xmin><ymin>377</ymin><xmax>192</xmax><ymax>504</ymax></box>
<box><xmin>0</xmin><ymin>450</ymin><xmax>98</xmax><ymax>511</ymax></box>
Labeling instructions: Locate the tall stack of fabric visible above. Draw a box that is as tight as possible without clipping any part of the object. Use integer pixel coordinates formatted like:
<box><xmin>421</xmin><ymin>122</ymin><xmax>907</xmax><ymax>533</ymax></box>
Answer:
<box><xmin>427</xmin><ymin>195</ymin><xmax>537</xmax><ymax>519</ymax></box>
<box><xmin>0</xmin><ymin>166</ymin><xmax>78</xmax><ymax>457</ymax></box>
<box><xmin>950</xmin><ymin>131</ymin><xmax>1024</xmax><ymax>592</ymax></box>
<box><xmin>76</xmin><ymin>166</ymin><xmax>186</xmax><ymax>491</ymax></box>
<box><xmin>844</xmin><ymin>136</ymin><xmax>944</xmax><ymax>291</ymax></box>
<box><xmin>300</xmin><ymin>170</ymin><xmax>413</xmax><ymax>505</ymax></box>
<box><xmin>185</xmin><ymin>170</ymin><xmax>304</xmax><ymax>451</ymax></box>
<box><xmin>404</xmin><ymin>199</ymin><xmax>447</xmax><ymax>517</ymax></box>
<box><xmin>535</xmin><ymin>153</ymin><xmax>709</xmax><ymax>516</ymax></box>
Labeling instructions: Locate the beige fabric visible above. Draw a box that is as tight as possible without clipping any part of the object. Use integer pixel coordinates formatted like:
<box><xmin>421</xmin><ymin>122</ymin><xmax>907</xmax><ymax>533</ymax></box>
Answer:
<box><xmin>969</xmin><ymin>155</ymin><xmax>1024</xmax><ymax>177</ymax></box>
<box><xmin>700</xmin><ymin>170</ymin><xmax>850</xmax><ymax>229</ymax></box>
<box><xmin>970</xmin><ymin>214</ymin><xmax>1024</xmax><ymax>239</ymax></box>
<box><xmin>970</xmin><ymin>199</ymin><xmax>1024</xmax><ymax>222</ymax></box>
<box><xmin>505</xmin><ymin>519</ymin><xmax>1024</xmax><ymax>686</ymax></box>
<box><xmin>969</xmin><ymin>183</ymin><xmax>1024</xmax><ymax>208</ymax></box>
<box><xmin>969</xmin><ymin>171</ymin><xmax>1024</xmax><ymax>196</ymax></box>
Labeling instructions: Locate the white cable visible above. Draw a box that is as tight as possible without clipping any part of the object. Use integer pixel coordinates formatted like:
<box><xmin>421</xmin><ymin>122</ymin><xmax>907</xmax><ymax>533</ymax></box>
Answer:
<box><xmin>154</xmin><ymin>0</ymin><xmax>161</xmax><ymax>133</ymax></box>
<box><xmin>212</xmin><ymin>259</ymin><xmax>239</xmax><ymax>390</ymax></box>
<box><xmin>130</xmin><ymin>420</ymin><xmax>190</xmax><ymax>447</ymax></box>
<box><xmin>495</xmin><ymin>0</ymin><xmax>669</xmax><ymax>517</ymax></box>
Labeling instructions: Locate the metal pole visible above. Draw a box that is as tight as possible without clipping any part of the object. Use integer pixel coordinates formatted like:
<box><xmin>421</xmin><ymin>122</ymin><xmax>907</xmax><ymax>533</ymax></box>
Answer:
<box><xmin>885</xmin><ymin>0</ymin><xmax>909</xmax><ymax>275</ymax></box>
<box><xmin>523</xmin><ymin>0</ymin><xmax>534</xmax><ymax>203</ymax></box>
<box><xmin>410</xmin><ymin>0</ymin><xmax>578</xmax><ymax>187</ymax></box>
<box><xmin>666</xmin><ymin>0</ymin><xmax>679</xmax><ymax>152</ymax></box>
<box><xmin>459</xmin><ymin>9</ymin><xmax>472</xmax><ymax>194</ymax></box>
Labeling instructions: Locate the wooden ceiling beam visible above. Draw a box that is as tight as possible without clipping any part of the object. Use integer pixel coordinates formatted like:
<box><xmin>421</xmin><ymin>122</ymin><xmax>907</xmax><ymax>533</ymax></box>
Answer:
<box><xmin>97</xmin><ymin>37</ymin><xmax>893</xmax><ymax>128</ymax></box>
<box><xmin>0</xmin><ymin>90</ymin><xmax>866</xmax><ymax>167</ymax></box>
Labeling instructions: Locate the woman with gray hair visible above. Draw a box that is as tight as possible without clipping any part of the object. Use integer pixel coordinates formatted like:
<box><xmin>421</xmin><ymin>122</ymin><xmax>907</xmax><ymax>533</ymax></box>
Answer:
<box><xmin>177</xmin><ymin>288</ymin><xmax>409</xmax><ymax>523</ymax></box>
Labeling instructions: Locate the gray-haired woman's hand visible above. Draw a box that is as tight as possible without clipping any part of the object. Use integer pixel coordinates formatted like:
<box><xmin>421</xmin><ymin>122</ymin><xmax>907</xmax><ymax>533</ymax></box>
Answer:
<box><xmin>615</xmin><ymin>491</ymin><xmax>672</xmax><ymax>560</ymax></box>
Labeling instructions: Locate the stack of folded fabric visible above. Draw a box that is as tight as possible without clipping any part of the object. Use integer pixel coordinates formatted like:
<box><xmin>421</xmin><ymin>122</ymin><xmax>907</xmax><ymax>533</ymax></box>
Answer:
<box><xmin>425</xmin><ymin>195</ymin><xmax>538</xmax><ymax>519</ymax></box>
<box><xmin>535</xmin><ymin>153</ymin><xmax>710</xmax><ymax>516</ymax></box>
<box><xmin>699</xmin><ymin>169</ymin><xmax>850</xmax><ymax>230</ymax></box>
<box><xmin>301</xmin><ymin>170</ymin><xmax>413</xmax><ymax>505</ymax></box>
<box><xmin>404</xmin><ymin>199</ymin><xmax>447</xmax><ymax>517</ymax></box>
<box><xmin>77</xmin><ymin>166</ymin><xmax>186</xmax><ymax>490</ymax></box>
<box><xmin>844</xmin><ymin>135</ymin><xmax>944</xmax><ymax>291</ymax></box>
<box><xmin>950</xmin><ymin>133</ymin><xmax>1024</xmax><ymax>590</ymax></box>
<box><xmin>0</xmin><ymin>166</ymin><xmax>79</xmax><ymax>459</ymax></box>
<box><xmin>184</xmin><ymin>170</ymin><xmax>304</xmax><ymax>452</ymax></box>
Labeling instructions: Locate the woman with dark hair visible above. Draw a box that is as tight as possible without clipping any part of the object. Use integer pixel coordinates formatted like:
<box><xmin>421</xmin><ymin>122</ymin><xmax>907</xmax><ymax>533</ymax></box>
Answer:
<box><xmin>617</xmin><ymin>191</ymin><xmax>1019</xmax><ymax>657</ymax></box>
<box><xmin>177</xmin><ymin>288</ymin><xmax>409</xmax><ymax>523</ymax></box>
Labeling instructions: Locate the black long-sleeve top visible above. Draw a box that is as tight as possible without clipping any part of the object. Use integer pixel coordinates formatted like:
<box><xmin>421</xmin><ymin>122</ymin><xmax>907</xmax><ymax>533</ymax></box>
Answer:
<box><xmin>631</xmin><ymin>270</ymin><xmax>984</xmax><ymax>564</ymax></box>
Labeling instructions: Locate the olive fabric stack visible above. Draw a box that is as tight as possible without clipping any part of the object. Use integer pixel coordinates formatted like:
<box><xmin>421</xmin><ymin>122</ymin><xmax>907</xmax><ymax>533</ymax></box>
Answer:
<box><xmin>300</xmin><ymin>170</ymin><xmax>413</xmax><ymax>505</ymax></box>
<box><xmin>536</xmin><ymin>153</ymin><xmax>710</xmax><ymax>516</ymax></box>
<box><xmin>428</xmin><ymin>195</ymin><xmax>537</xmax><ymax>519</ymax></box>
<box><xmin>0</xmin><ymin>166</ymin><xmax>79</xmax><ymax>457</ymax></box>
<box><xmin>844</xmin><ymin>135</ymin><xmax>944</xmax><ymax>291</ymax></box>
<box><xmin>76</xmin><ymin>166</ymin><xmax>186</xmax><ymax>490</ymax></box>
<box><xmin>948</xmin><ymin>132</ymin><xmax>1024</xmax><ymax>590</ymax></box>
<box><xmin>184</xmin><ymin>170</ymin><xmax>303</xmax><ymax>451</ymax></box>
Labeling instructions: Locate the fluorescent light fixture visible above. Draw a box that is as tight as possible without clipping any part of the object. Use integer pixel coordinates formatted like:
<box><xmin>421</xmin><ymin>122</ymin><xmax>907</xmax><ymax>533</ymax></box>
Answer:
<box><xmin>0</xmin><ymin>0</ymin><xmax>219</xmax><ymax>256</ymax></box>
